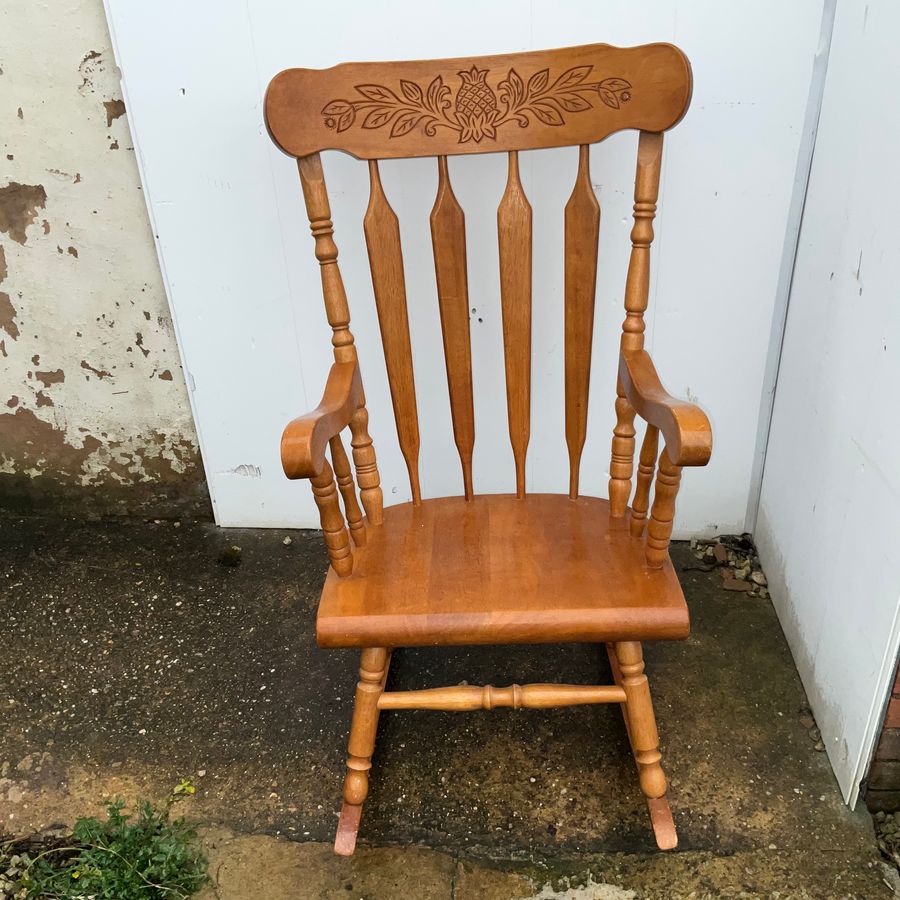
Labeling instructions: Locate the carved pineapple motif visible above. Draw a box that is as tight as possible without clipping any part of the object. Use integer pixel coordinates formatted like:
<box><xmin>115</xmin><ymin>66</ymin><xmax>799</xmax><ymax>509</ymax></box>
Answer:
<box><xmin>454</xmin><ymin>66</ymin><xmax>500</xmax><ymax>142</ymax></box>
<box><xmin>322</xmin><ymin>65</ymin><xmax>632</xmax><ymax>144</ymax></box>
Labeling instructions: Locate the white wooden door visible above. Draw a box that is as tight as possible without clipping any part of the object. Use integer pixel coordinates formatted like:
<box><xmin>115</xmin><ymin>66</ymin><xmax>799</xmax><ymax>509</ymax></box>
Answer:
<box><xmin>756</xmin><ymin>0</ymin><xmax>900</xmax><ymax>805</ymax></box>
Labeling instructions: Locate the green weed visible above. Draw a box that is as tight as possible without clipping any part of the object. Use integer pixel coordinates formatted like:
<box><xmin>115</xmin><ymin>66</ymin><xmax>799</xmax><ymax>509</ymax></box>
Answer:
<box><xmin>0</xmin><ymin>780</ymin><xmax>208</xmax><ymax>899</ymax></box>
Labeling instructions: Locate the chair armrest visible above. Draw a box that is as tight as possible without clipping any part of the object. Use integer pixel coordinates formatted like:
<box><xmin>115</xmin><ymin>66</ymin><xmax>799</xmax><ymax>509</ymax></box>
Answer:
<box><xmin>619</xmin><ymin>350</ymin><xmax>712</xmax><ymax>466</ymax></box>
<box><xmin>281</xmin><ymin>361</ymin><xmax>363</xmax><ymax>479</ymax></box>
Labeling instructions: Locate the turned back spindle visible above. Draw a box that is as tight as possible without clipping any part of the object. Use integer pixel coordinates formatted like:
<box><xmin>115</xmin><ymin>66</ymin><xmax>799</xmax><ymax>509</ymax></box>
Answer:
<box><xmin>266</xmin><ymin>41</ymin><xmax>691</xmax><ymax>538</ymax></box>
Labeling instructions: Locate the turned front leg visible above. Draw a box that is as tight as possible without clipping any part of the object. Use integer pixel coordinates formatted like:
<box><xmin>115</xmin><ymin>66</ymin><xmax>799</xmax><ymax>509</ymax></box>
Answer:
<box><xmin>343</xmin><ymin>648</ymin><xmax>389</xmax><ymax>799</ymax></box>
<box><xmin>614</xmin><ymin>641</ymin><xmax>667</xmax><ymax>799</ymax></box>
<box><xmin>335</xmin><ymin>646</ymin><xmax>390</xmax><ymax>856</ymax></box>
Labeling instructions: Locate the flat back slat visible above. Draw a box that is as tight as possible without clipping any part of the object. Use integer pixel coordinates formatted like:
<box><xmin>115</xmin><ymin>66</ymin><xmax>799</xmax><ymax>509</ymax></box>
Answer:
<box><xmin>363</xmin><ymin>160</ymin><xmax>422</xmax><ymax>504</ymax></box>
<box><xmin>497</xmin><ymin>151</ymin><xmax>533</xmax><ymax>498</ymax></box>
<box><xmin>564</xmin><ymin>145</ymin><xmax>601</xmax><ymax>499</ymax></box>
<box><xmin>430</xmin><ymin>156</ymin><xmax>475</xmax><ymax>500</ymax></box>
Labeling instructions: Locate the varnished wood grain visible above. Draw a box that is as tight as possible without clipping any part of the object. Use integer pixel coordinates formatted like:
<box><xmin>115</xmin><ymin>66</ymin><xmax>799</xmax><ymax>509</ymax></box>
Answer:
<box><xmin>646</xmin><ymin>447</ymin><xmax>682</xmax><ymax>568</ymax></box>
<box><xmin>266</xmin><ymin>43</ymin><xmax>692</xmax><ymax>160</ymax></box>
<box><xmin>329</xmin><ymin>433</ymin><xmax>366</xmax><ymax>546</ymax></box>
<box><xmin>310</xmin><ymin>459</ymin><xmax>353</xmax><ymax>577</ymax></box>
<box><xmin>620</xmin><ymin>131</ymin><xmax>663</xmax><ymax>354</ymax></box>
<box><xmin>349</xmin><ymin>404</ymin><xmax>383</xmax><ymax>525</ymax></box>
<box><xmin>609</xmin><ymin>131</ymin><xmax>663</xmax><ymax>515</ymax></box>
<box><xmin>336</xmin><ymin>646</ymin><xmax>390</xmax><ymax>856</ymax></box>
<box><xmin>364</xmin><ymin>160</ymin><xmax>422</xmax><ymax>503</ymax></box>
<box><xmin>497</xmin><ymin>151</ymin><xmax>532</xmax><ymax>498</ymax></box>
<box><xmin>298</xmin><ymin>152</ymin><xmax>384</xmax><ymax>515</ymax></box>
<box><xmin>378</xmin><ymin>683</ymin><xmax>625</xmax><ymax>711</ymax></box>
<box><xmin>629</xmin><ymin>424</ymin><xmax>659</xmax><ymax>537</ymax></box>
<box><xmin>267</xmin><ymin>41</ymin><xmax>708</xmax><ymax>857</ymax></box>
<box><xmin>317</xmin><ymin>493</ymin><xmax>690</xmax><ymax>648</ymax></box>
<box><xmin>281</xmin><ymin>361</ymin><xmax>363</xmax><ymax>480</ymax></box>
<box><xmin>615</xmin><ymin>641</ymin><xmax>667</xmax><ymax>797</ymax></box>
<box><xmin>430</xmin><ymin>156</ymin><xmax>475</xmax><ymax>499</ymax></box>
<box><xmin>607</xmin><ymin>641</ymin><xmax>677</xmax><ymax>849</ymax></box>
<box><xmin>297</xmin><ymin>154</ymin><xmax>357</xmax><ymax>364</ymax></box>
<box><xmin>564</xmin><ymin>145</ymin><xmax>601</xmax><ymax>498</ymax></box>
<box><xmin>619</xmin><ymin>350</ymin><xmax>712</xmax><ymax>466</ymax></box>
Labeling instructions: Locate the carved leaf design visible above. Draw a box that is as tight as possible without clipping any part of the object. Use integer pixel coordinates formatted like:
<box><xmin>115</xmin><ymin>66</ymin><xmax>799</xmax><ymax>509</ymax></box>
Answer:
<box><xmin>598</xmin><ymin>77</ymin><xmax>632</xmax><ymax>110</ymax></box>
<box><xmin>321</xmin><ymin>100</ymin><xmax>355</xmax><ymax>132</ymax></box>
<box><xmin>400</xmin><ymin>79</ymin><xmax>424</xmax><ymax>103</ymax></box>
<box><xmin>321</xmin><ymin>67</ymin><xmax>633</xmax><ymax>141</ymax></box>
<box><xmin>599</xmin><ymin>77</ymin><xmax>631</xmax><ymax>93</ymax></box>
<box><xmin>598</xmin><ymin>89</ymin><xmax>618</xmax><ymax>109</ymax></box>
<box><xmin>390</xmin><ymin>110</ymin><xmax>425</xmax><ymax>137</ymax></box>
<box><xmin>426</xmin><ymin>75</ymin><xmax>451</xmax><ymax>113</ymax></box>
<box><xmin>527</xmin><ymin>69</ymin><xmax>550</xmax><ymax>95</ymax></box>
<box><xmin>363</xmin><ymin>107</ymin><xmax>398</xmax><ymax>129</ymax></box>
<box><xmin>498</xmin><ymin>68</ymin><xmax>526</xmax><ymax>108</ymax></box>
<box><xmin>356</xmin><ymin>84</ymin><xmax>401</xmax><ymax>104</ymax></box>
<box><xmin>529</xmin><ymin>100</ymin><xmax>564</xmax><ymax>126</ymax></box>
<box><xmin>555</xmin><ymin>92</ymin><xmax>592</xmax><ymax>113</ymax></box>
<box><xmin>552</xmin><ymin>65</ymin><xmax>592</xmax><ymax>90</ymax></box>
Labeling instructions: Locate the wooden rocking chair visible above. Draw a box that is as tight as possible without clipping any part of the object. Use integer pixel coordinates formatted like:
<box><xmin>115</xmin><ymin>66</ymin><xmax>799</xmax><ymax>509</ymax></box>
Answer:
<box><xmin>264</xmin><ymin>41</ymin><xmax>712</xmax><ymax>855</ymax></box>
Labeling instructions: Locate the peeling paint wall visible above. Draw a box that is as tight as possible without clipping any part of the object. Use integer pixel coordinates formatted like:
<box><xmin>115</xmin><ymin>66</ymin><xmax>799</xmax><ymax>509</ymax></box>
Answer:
<box><xmin>0</xmin><ymin>0</ymin><xmax>208</xmax><ymax>517</ymax></box>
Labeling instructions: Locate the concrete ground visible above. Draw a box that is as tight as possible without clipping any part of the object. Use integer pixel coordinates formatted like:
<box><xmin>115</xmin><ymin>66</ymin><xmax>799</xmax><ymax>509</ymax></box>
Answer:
<box><xmin>0</xmin><ymin>515</ymin><xmax>893</xmax><ymax>899</ymax></box>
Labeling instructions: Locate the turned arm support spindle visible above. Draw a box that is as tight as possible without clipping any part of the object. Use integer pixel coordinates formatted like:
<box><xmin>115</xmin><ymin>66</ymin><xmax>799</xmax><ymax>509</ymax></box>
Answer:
<box><xmin>617</xmin><ymin>350</ymin><xmax>711</xmax><ymax>566</ymax></box>
<box><xmin>645</xmin><ymin>448</ymin><xmax>682</xmax><ymax>568</ymax></box>
<box><xmin>609</xmin><ymin>131</ymin><xmax>663</xmax><ymax>516</ymax></box>
<box><xmin>298</xmin><ymin>153</ymin><xmax>384</xmax><ymax>525</ymax></box>
<box><xmin>330</xmin><ymin>433</ymin><xmax>366</xmax><ymax>547</ymax></box>
<box><xmin>630</xmin><ymin>425</ymin><xmax>659</xmax><ymax>538</ymax></box>
<box><xmin>311</xmin><ymin>458</ymin><xmax>353</xmax><ymax>577</ymax></box>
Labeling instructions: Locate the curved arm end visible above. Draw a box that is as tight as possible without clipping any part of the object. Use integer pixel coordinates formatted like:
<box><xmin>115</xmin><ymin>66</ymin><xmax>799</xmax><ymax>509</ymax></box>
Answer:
<box><xmin>281</xmin><ymin>361</ymin><xmax>362</xmax><ymax>479</ymax></box>
<box><xmin>619</xmin><ymin>351</ymin><xmax>712</xmax><ymax>467</ymax></box>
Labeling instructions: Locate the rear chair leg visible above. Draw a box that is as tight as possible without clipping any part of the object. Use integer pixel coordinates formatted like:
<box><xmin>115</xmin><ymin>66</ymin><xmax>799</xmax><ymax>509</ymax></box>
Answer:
<box><xmin>335</xmin><ymin>647</ymin><xmax>390</xmax><ymax>856</ymax></box>
<box><xmin>609</xmin><ymin>641</ymin><xmax>677</xmax><ymax>850</ymax></box>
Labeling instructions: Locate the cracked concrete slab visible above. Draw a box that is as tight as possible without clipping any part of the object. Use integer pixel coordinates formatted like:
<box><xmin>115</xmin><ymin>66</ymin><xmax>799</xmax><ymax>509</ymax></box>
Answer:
<box><xmin>0</xmin><ymin>515</ymin><xmax>892</xmax><ymax>898</ymax></box>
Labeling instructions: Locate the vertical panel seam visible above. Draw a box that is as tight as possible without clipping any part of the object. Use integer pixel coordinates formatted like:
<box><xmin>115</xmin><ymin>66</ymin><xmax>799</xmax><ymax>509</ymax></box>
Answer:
<box><xmin>745</xmin><ymin>0</ymin><xmax>837</xmax><ymax>532</ymax></box>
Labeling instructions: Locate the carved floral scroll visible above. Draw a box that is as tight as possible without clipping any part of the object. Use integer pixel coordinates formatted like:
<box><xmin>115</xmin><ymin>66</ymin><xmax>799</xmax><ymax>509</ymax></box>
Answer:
<box><xmin>322</xmin><ymin>64</ymin><xmax>632</xmax><ymax>144</ymax></box>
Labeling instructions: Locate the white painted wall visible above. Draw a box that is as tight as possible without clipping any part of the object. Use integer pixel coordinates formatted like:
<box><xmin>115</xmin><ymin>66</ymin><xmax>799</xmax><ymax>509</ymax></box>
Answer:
<box><xmin>104</xmin><ymin>0</ymin><xmax>823</xmax><ymax>529</ymax></box>
<box><xmin>756</xmin><ymin>0</ymin><xmax>900</xmax><ymax>804</ymax></box>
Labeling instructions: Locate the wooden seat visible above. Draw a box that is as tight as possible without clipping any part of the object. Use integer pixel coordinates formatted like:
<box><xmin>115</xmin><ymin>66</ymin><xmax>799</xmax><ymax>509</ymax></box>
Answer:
<box><xmin>317</xmin><ymin>494</ymin><xmax>689</xmax><ymax>648</ymax></box>
<box><xmin>264</xmin><ymin>41</ymin><xmax>713</xmax><ymax>858</ymax></box>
